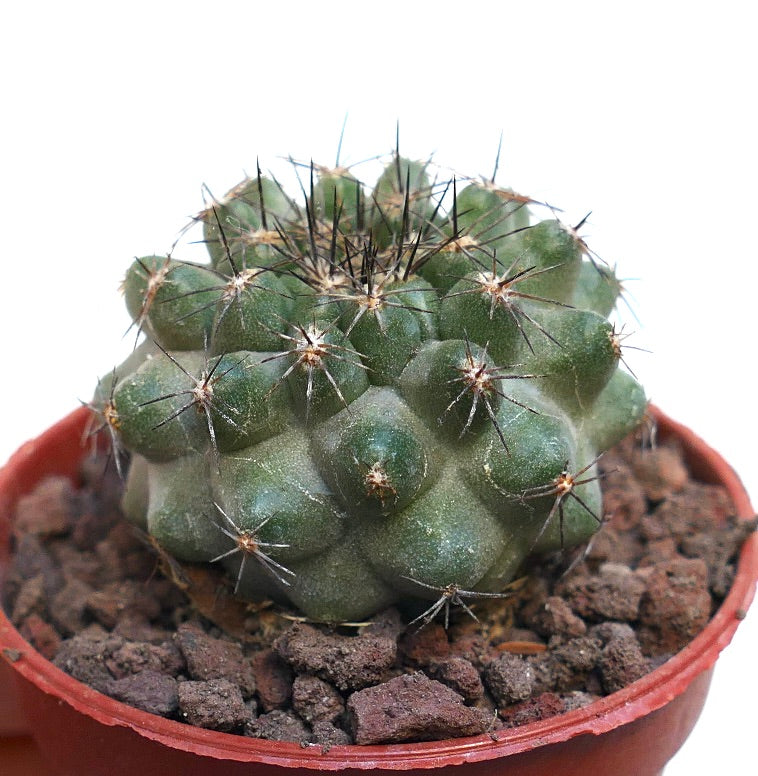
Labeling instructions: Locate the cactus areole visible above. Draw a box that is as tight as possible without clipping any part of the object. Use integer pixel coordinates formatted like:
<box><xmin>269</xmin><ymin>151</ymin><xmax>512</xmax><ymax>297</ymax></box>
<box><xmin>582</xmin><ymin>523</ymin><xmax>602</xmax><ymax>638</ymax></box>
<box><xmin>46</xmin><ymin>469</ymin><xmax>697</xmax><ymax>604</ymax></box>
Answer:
<box><xmin>96</xmin><ymin>152</ymin><xmax>647</xmax><ymax>624</ymax></box>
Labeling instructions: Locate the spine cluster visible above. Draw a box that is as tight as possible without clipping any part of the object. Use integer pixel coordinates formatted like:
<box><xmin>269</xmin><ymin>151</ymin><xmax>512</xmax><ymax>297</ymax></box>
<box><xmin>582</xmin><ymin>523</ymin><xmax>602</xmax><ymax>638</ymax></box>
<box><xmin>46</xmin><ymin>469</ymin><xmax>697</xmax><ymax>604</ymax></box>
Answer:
<box><xmin>93</xmin><ymin>149</ymin><xmax>647</xmax><ymax>623</ymax></box>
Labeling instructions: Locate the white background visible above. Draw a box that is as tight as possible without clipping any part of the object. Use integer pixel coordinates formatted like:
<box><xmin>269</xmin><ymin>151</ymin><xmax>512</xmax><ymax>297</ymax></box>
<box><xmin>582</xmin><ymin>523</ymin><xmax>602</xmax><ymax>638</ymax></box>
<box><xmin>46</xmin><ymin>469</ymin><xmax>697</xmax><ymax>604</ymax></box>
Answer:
<box><xmin>1</xmin><ymin>2</ymin><xmax>755</xmax><ymax>772</ymax></box>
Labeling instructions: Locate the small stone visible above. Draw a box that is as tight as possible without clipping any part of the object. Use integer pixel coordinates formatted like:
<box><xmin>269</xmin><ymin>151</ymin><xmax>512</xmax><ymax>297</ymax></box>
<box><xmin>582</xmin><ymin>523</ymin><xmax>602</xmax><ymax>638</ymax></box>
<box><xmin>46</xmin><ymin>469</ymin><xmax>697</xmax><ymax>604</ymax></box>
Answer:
<box><xmin>643</xmin><ymin>483</ymin><xmax>734</xmax><ymax>542</ymax></box>
<box><xmin>482</xmin><ymin>653</ymin><xmax>534</xmax><ymax>706</ymax></box>
<box><xmin>346</xmin><ymin>672</ymin><xmax>486</xmax><ymax>745</ymax></box>
<box><xmin>398</xmin><ymin>622</ymin><xmax>450</xmax><ymax>666</ymax></box>
<box><xmin>529</xmin><ymin>636</ymin><xmax>602</xmax><ymax>694</ymax></box>
<box><xmin>105</xmin><ymin>670</ymin><xmax>179</xmax><ymax>717</ymax></box>
<box><xmin>515</xmin><ymin>576</ymin><xmax>550</xmax><ymax>628</ymax></box>
<box><xmin>552</xmin><ymin>636</ymin><xmax>602</xmax><ymax>675</ymax></box>
<box><xmin>121</xmin><ymin>548</ymin><xmax>159</xmax><ymax>581</ymax></box>
<box><xmin>86</xmin><ymin>580</ymin><xmax>161</xmax><ymax>629</ymax></box>
<box><xmin>143</xmin><ymin>577</ymin><xmax>188</xmax><ymax>612</ymax></box>
<box><xmin>273</xmin><ymin>623</ymin><xmax>396</xmax><ymax>692</ymax></box>
<box><xmin>112</xmin><ymin>613</ymin><xmax>173</xmax><ymax>645</ymax></box>
<box><xmin>71</xmin><ymin>509</ymin><xmax>121</xmax><ymax>552</ymax></box>
<box><xmin>598</xmin><ymin>635</ymin><xmax>650</xmax><ymax>693</ymax></box>
<box><xmin>292</xmin><ymin>675</ymin><xmax>344</xmax><ymax>724</ymax></box>
<box><xmin>557</xmin><ymin>563</ymin><xmax>645</xmax><ymax>623</ymax></box>
<box><xmin>49</xmin><ymin>543</ymin><xmax>102</xmax><ymax>588</ymax></box>
<box><xmin>561</xmin><ymin>690</ymin><xmax>599</xmax><ymax>712</ymax></box>
<box><xmin>49</xmin><ymin>577</ymin><xmax>95</xmax><ymax>636</ymax></box>
<box><xmin>245</xmin><ymin>709</ymin><xmax>311</xmax><ymax>743</ymax></box>
<box><xmin>105</xmin><ymin>640</ymin><xmax>185</xmax><ymax>679</ymax></box>
<box><xmin>251</xmin><ymin>649</ymin><xmax>294</xmax><ymax>711</ymax></box>
<box><xmin>499</xmin><ymin>693</ymin><xmax>565</xmax><ymax>728</ymax></box>
<box><xmin>531</xmin><ymin>596</ymin><xmax>587</xmax><ymax>640</ymax></box>
<box><xmin>498</xmin><ymin>627</ymin><xmax>544</xmax><ymax>647</ymax></box>
<box><xmin>447</xmin><ymin>630</ymin><xmax>496</xmax><ymax>669</ymax></box>
<box><xmin>588</xmin><ymin>621</ymin><xmax>636</xmax><ymax>646</ymax></box>
<box><xmin>638</xmin><ymin>537</ymin><xmax>681</xmax><ymax>567</ymax></box>
<box><xmin>680</xmin><ymin>516</ymin><xmax>756</xmax><ymax>599</ymax></box>
<box><xmin>53</xmin><ymin>633</ymin><xmax>125</xmax><ymax>693</ymax></box>
<box><xmin>584</xmin><ymin>525</ymin><xmax>643</xmax><ymax>566</ymax></box>
<box><xmin>19</xmin><ymin>613</ymin><xmax>61</xmax><ymax>659</ymax></box>
<box><xmin>93</xmin><ymin>539</ymin><xmax>125</xmax><ymax>585</ymax></box>
<box><xmin>104</xmin><ymin>520</ymin><xmax>145</xmax><ymax>554</ymax></box>
<box><xmin>631</xmin><ymin>444</ymin><xmax>688</xmax><ymax>501</ymax></box>
<box><xmin>11</xmin><ymin>574</ymin><xmax>47</xmax><ymax>626</ymax></box>
<box><xmin>359</xmin><ymin>607</ymin><xmax>404</xmax><ymax>640</ymax></box>
<box><xmin>311</xmin><ymin>719</ymin><xmax>352</xmax><ymax>747</ymax></box>
<box><xmin>428</xmin><ymin>656</ymin><xmax>484</xmax><ymax>702</ymax></box>
<box><xmin>178</xmin><ymin>679</ymin><xmax>250</xmax><ymax>732</ymax></box>
<box><xmin>599</xmin><ymin>459</ymin><xmax>647</xmax><ymax>531</ymax></box>
<box><xmin>14</xmin><ymin>476</ymin><xmax>76</xmax><ymax>537</ymax></box>
<box><xmin>637</xmin><ymin>558</ymin><xmax>712</xmax><ymax>655</ymax></box>
<box><xmin>175</xmin><ymin>622</ymin><xmax>256</xmax><ymax>698</ymax></box>
<box><xmin>6</xmin><ymin>534</ymin><xmax>62</xmax><ymax>593</ymax></box>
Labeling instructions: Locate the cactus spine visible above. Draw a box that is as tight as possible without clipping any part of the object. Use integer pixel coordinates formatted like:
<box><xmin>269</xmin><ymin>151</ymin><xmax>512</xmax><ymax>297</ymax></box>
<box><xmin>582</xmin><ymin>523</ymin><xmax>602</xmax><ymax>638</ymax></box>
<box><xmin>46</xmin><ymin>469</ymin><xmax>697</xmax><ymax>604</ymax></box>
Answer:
<box><xmin>95</xmin><ymin>149</ymin><xmax>646</xmax><ymax>623</ymax></box>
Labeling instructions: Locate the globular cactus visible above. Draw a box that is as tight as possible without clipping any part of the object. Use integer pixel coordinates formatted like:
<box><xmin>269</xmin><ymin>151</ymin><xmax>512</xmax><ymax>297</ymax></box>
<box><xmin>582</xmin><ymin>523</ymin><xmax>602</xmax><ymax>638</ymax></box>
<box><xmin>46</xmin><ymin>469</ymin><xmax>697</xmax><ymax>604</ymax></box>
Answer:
<box><xmin>94</xmin><ymin>149</ymin><xmax>647</xmax><ymax>624</ymax></box>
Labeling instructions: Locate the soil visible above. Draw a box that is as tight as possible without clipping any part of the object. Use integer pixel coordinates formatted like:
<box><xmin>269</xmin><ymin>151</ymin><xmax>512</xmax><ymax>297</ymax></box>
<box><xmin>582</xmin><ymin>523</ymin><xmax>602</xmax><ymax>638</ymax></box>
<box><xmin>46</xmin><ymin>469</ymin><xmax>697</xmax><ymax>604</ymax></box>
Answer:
<box><xmin>2</xmin><ymin>430</ymin><xmax>755</xmax><ymax>748</ymax></box>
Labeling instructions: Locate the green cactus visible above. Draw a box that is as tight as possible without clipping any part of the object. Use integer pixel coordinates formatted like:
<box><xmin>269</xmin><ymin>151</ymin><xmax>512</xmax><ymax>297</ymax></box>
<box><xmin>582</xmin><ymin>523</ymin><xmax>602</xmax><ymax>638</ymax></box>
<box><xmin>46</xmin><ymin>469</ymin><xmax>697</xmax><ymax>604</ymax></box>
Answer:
<box><xmin>95</xmin><ymin>150</ymin><xmax>647</xmax><ymax>624</ymax></box>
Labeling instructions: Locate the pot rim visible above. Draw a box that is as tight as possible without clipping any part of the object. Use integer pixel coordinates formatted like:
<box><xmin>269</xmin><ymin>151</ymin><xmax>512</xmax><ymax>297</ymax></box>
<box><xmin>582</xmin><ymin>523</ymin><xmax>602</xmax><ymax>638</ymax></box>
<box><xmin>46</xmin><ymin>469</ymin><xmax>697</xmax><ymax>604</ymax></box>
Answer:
<box><xmin>0</xmin><ymin>406</ymin><xmax>755</xmax><ymax>771</ymax></box>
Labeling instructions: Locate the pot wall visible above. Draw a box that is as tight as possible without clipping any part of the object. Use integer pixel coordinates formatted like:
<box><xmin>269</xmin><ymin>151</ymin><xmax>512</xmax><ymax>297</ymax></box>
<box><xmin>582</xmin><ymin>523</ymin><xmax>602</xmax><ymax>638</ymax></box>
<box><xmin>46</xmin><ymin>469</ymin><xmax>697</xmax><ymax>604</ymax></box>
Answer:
<box><xmin>7</xmin><ymin>658</ymin><xmax>713</xmax><ymax>775</ymax></box>
<box><xmin>0</xmin><ymin>407</ymin><xmax>755</xmax><ymax>775</ymax></box>
<box><xmin>0</xmin><ymin>659</ymin><xmax>29</xmax><ymax>737</ymax></box>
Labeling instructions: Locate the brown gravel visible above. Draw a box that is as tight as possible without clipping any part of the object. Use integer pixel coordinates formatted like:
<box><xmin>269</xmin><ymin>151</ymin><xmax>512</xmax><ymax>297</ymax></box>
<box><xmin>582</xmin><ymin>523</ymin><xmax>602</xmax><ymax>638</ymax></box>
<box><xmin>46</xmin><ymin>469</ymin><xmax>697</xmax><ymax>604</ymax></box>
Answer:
<box><xmin>346</xmin><ymin>672</ymin><xmax>488</xmax><ymax>744</ymax></box>
<box><xmin>2</xmin><ymin>430</ymin><xmax>755</xmax><ymax>745</ymax></box>
<box><xmin>178</xmin><ymin>678</ymin><xmax>250</xmax><ymax>732</ymax></box>
<box><xmin>175</xmin><ymin>621</ymin><xmax>257</xmax><ymax>699</ymax></box>
<box><xmin>105</xmin><ymin>670</ymin><xmax>180</xmax><ymax>717</ymax></box>
<box><xmin>251</xmin><ymin>648</ymin><xmax>294</xmax><ymax>711</ymax></box>
<box><xmin>292</xmin><ymin>674</ymin><xmax>345</xmax><ymax>724</ymax></box>
<box><xmin>272</xmin><ymin>622</ymin><xmax>397</xmax><ymax>692</ymax></box>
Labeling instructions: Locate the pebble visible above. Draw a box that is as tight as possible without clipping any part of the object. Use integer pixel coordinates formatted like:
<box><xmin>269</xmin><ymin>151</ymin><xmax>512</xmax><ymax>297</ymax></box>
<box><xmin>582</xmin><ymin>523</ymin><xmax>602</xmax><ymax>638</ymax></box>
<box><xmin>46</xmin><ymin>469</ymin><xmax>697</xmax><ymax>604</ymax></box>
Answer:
<box><xmin>346</xmin><ymin>673</ymin><xmax>486</xmax><ymax>745</ymax></box>
<box><xmin>178</xmin><ymin>678</ymin><xmax>249</xmax><ymax>732</ymax></box>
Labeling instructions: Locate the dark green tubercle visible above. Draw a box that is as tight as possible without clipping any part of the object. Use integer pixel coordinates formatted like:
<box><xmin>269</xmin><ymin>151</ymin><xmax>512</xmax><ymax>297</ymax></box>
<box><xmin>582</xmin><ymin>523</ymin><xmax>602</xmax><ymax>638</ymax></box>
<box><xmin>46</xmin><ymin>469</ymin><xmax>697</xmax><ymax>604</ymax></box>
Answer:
<box><xmin>202</xmin><ymin>175</ymin><xmax>295</xmax><ymax>272</ymax></box>
<box><xmin>97</xmin><ymin>150</ymin><xmax>647</xmax><ymax>624</ymax></box>
<box><xmin>370</xmin><ymin>157</ymin><xmax>434</xmax><ymax>247</ymax></box>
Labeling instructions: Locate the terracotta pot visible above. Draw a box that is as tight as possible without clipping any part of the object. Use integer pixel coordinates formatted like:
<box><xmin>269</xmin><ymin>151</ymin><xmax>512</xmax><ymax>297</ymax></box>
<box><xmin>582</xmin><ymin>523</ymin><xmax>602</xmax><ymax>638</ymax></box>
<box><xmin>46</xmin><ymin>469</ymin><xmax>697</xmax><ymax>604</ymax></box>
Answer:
<box><xmin>0</xmin><ymin>406</ymin><xmax>755</xmax><ymax>775</ymax></box>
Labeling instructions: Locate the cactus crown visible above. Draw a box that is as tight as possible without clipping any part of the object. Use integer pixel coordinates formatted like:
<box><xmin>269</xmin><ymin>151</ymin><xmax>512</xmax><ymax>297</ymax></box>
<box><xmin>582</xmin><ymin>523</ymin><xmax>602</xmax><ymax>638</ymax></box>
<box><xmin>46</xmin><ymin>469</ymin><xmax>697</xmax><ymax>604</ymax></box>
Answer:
<box><xmin>94</xmin><ymin>146</ymin><xmax>647</xmax><ymax>624</ymax></box>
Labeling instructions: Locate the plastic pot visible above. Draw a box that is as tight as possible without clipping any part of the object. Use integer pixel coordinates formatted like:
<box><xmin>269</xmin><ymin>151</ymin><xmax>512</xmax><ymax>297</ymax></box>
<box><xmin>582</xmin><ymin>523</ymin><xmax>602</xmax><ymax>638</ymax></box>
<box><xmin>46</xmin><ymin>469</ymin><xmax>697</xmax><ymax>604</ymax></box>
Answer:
<box><xmin>0</xmin><ymin>406</ymin><xmax>755</xmax><ymax>775</ymax></box>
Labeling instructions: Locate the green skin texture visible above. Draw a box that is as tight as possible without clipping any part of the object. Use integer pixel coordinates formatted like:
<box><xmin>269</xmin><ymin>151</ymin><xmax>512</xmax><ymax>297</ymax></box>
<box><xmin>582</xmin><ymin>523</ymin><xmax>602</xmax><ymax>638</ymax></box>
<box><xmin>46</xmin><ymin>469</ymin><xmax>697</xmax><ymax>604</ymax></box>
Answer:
<box><xmin>102</xmin><ymin>155</ymin><xmax>647</xmax><ymax>623</ymax></box>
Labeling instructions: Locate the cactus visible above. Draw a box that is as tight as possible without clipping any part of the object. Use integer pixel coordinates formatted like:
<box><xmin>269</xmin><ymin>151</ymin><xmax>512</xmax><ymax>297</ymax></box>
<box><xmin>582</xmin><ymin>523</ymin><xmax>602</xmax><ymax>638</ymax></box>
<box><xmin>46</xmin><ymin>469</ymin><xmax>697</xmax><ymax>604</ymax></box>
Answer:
<box><xmin>94</xmin><ymin>148</ymin><xmax>647</xmax><ymax>624</ymax></box>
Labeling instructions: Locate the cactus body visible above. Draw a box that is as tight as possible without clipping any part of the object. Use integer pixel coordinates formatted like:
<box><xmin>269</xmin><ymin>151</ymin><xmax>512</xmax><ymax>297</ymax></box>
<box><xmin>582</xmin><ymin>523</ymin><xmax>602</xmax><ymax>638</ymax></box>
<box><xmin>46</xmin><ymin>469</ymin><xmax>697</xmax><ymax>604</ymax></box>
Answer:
<box><xmin>98</xmin><ymin>152</ymin><xmax>646</xmax><ymax>623</ymax></box>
